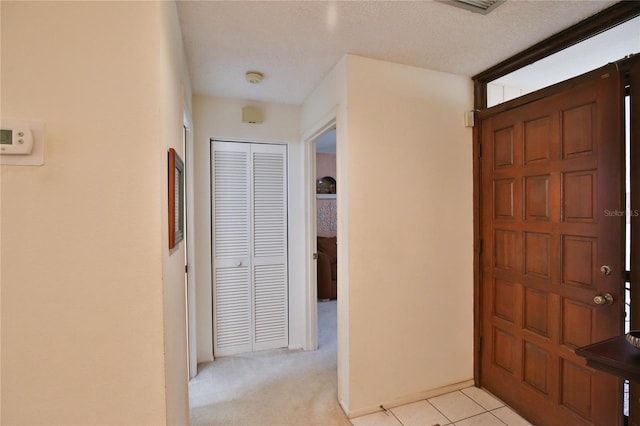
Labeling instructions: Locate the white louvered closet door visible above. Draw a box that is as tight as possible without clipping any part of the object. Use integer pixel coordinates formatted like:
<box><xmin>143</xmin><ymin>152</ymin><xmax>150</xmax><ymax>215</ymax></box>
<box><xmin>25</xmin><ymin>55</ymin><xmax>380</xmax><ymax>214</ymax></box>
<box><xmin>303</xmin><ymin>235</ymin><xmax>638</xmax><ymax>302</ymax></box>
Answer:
<box><xmin>251</xmin><ymin>143</ymin><xmax>288</xmax><ymax>352</ymax></box>
<box><xmin>212</xmin><ymin>141</ymin><xmax>288</xmax><ymax>356</ymax></box>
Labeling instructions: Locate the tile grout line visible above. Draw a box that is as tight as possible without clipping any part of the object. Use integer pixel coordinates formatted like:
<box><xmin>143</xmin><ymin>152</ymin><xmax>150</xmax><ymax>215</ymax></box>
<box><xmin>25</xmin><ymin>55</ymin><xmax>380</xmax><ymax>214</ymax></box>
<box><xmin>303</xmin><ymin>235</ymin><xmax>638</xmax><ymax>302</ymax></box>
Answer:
<box><xmin>367</xmin><ymin>389</ymin><xmax>518</xmax><ymax>426</ymax></box>
<box><xmin>446</xmin><ymin>409</ymin><xmax>509</xmax><ymax>426</ymax></box>
<box><xmin>443</xmin><ymin>389</ymin><xmax>511</xmax><ymax>425</ymax></box>
<box><xmin>466</xmin><ymin>387</ymin><xmax>507</xmax><ymax>411</ymax></box>
<box><xmin>387</xmin><ymin>407</ymin><xmax>404</xmax><ymax>426</ymax></box>
<box><xmin>489</xmin><ymin>406</ymin><xmax>518</xmax><ymax>426</ymax></box>
<box><xmin>487</xmin><ymin>409</ymin><xmax>509</xmax><ymax>426</ymax></box>
<box><xmin>459</xmin><ymin>389</ymin><xmax>510</xmax><ymax>424</ymax></box>
<box><xmin>439</xmin><ymin>390</ymin><xmax>491</xmax><ymax>424</ymax></box>
<box><xmin>424</xmin><ymin>397</ymin><xmax>456</xmax><ymax>425</ymax></box>
<box><xmin>451</xmin><ymin>405</ymin><xmax>519</xmax><ymax>426</ymax></box>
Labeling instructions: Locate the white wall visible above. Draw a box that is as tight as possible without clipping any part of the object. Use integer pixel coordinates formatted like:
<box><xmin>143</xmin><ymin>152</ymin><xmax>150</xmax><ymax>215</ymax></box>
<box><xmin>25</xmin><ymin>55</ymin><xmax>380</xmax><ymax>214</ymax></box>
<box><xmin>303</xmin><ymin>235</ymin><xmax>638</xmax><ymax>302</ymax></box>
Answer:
<box><xmin>1</xmin><ymin>2</ymin><xmax>191</xmax><ymax>424</ymax></box>
<box><xmin>302</xmin><ymin>55</ymin><xmax>474</xmax><ymax>416</ymax></box>
<box><xmin>192</xmin><ymin>96</ymin><xmax>304</xmax><ymax>362</ymax></box>
<box><xmin>158</xmin><ymin>1</ymin><xmax>193</xmax><ymax>423</ymax></box>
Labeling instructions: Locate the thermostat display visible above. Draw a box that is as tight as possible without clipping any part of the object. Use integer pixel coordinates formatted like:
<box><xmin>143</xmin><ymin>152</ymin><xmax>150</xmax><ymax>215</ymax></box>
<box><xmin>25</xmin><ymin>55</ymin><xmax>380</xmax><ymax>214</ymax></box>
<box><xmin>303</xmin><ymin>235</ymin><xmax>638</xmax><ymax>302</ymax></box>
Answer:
<box><xmin>0</xmin><ymin>127</ymin><xmax>33</xmax><ymax>155</ymax></box>
<box><xmin>1</xmin><ymin>129</ymin><xmax>12</xmax><ymax>145</ymax></box>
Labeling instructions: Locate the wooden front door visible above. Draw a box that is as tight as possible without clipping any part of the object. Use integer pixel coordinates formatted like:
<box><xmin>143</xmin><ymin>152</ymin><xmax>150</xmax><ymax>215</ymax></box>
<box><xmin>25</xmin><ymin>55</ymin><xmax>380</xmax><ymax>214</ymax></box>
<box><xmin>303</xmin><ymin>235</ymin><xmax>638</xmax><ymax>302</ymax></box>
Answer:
<box><xmin>479</xmin><ymin>65</ymin><xmax>624</xmax><ymax>426</ymax></box>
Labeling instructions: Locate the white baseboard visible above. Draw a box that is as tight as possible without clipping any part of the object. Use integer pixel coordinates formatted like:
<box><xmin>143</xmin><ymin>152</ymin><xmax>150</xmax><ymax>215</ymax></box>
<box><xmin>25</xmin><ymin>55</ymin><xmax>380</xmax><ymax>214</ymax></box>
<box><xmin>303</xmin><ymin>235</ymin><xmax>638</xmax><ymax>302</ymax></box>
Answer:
<box><xmin>339</xmin><ymin>398</ymin><xmax>350</xmax><ymax>419</ymax></box>
<box><xmin>346</xmin><ymin>379</ymin><xmax>475</xmax><ymax>419</ymax></box>
<box><xmin>288</xmin><ymin>343</ymin><xmax>303</xmax><ymax>351</ymax></box>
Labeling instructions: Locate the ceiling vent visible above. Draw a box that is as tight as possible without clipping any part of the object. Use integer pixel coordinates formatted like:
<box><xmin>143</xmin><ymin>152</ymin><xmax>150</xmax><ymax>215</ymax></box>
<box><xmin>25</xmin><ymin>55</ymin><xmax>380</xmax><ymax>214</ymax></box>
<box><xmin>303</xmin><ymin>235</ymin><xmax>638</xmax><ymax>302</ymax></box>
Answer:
<box><xmin>440</xmin><ymin>0</ymin><xmax>505</xmax><ymax>14</ymax></box>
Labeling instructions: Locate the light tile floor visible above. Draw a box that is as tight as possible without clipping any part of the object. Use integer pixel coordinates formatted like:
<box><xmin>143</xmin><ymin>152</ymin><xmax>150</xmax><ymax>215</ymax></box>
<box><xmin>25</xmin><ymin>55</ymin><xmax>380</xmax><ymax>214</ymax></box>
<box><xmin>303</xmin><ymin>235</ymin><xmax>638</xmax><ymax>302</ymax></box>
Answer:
<box><xmin>350</xmin><ymin>387</ymin><xmax>533</xmax><ymax>426</ymax></box>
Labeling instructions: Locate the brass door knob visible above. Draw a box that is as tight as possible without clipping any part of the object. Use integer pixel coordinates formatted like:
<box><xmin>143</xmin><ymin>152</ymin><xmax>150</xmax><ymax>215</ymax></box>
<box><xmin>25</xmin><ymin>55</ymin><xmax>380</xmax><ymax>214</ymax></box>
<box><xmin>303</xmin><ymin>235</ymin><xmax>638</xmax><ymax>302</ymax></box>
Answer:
<box><xmin>593</xmin><ymin>293</ymin><xmax>614</xmax><ymax>305</ymax></box>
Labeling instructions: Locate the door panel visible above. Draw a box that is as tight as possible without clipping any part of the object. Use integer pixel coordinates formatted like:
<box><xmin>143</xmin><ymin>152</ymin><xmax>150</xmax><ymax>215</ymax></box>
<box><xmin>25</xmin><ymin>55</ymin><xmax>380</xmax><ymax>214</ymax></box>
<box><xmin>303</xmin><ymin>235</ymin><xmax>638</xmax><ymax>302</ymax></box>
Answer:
<box><xmin>480</xmin><ymin>67</ymin><xmax>624</xmax><ymax>426</ymax></box>
<box><xmin>212</xmin><ymin>141</ymin><xmax>289</xmax><ymax>356</ymax></box>
<box><xmin>251</xmin><ymin>144</ymin><xmax>288</xmax><ymax>352</ymax></box>
<box><xmin>213</xmin><ymin>142</ymin><xmax>253</xmax><ymax>355</ymax></box>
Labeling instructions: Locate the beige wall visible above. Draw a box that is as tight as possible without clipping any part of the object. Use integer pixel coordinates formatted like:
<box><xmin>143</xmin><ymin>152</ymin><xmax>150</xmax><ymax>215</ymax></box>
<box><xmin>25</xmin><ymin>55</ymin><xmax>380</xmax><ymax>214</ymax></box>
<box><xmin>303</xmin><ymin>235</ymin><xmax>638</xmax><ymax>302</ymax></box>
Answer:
<box><xmin>192</xmin><ymin>96</ymin><xmax>305</xmax><ymax>361</ymax></box>
<box><xmin>158</xmin><ymin>1</ymin><xmax>192</xmax><ymax>423</ymax></box>
<box><xmin>316</xmin><ymin>153</ymin><xmax>337</xmax><ymax>179</ymax></box>
<box><xmin>345</xmin><ymin>55</ymin><xmax>474</xmax><ymax>413</ymax></box>
<box><xmin>302</xmin><ymin>55</ymin><xmax>474</xmax><ymax>416</ymax></box>
<box><xmin>1</xmin><ymin>1</ymin><xmax>190</xmax><ymax>424</ymax></box>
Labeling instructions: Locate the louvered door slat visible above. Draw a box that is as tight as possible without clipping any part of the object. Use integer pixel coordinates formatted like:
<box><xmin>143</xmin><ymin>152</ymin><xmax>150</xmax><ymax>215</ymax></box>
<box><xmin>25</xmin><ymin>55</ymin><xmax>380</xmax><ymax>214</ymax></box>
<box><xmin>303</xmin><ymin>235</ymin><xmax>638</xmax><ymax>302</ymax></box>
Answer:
<box><xmin>214</xmin><ymin>148</ymin><xmax>249</xmax><ymax>260</ymax></box>
<box><xmin>212</xmin><ymin>142</ymin><xmax>252</xmax><ymax>356</ymax></box>
<box><xmin>254</xmin><ymin>264</ymin><xmax>287</xmax><ymax>347</ymax></box>
<box><xmin>253</xmin><ymin>150</ymin><xmax>286</xmax><ymax>258</ymax></box>
<box><xmin>252</xmin><ymin>145</ymin><xmax>288</xmax><ymax>351</ymax></box>
<box><xmin>214</xmin><ymin>267</ymin><xmax>251</xmax><ymax>354</ymax></box>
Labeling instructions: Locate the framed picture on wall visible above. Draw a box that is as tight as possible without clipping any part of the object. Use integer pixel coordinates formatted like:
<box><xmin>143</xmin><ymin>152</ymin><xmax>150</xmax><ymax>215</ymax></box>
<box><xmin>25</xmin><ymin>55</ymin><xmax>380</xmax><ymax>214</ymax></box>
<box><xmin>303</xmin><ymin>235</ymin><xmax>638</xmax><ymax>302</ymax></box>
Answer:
<box><xmin>168</xmin><ymin>148</ymin><xmax>184</xmax><ymax>249</ymax></box>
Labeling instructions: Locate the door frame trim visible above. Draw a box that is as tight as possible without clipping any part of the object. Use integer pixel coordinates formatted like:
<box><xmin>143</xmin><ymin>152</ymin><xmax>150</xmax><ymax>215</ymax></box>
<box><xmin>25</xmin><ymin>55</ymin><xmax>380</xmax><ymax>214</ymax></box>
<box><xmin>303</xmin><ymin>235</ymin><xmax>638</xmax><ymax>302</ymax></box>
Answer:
<box><xmin>472</xmin><ymin>2</ymin><xmax>640</xmax><ymax>109</ymax></box>
<box><xmin>301</xmin><ymin>110</ymin><xmax>337</xmax><ymax>352</ymax></box>
<box><xmin>623</xmin><ymin>56</ymin><xmax>640</xmax><ymax>421</ymax></box>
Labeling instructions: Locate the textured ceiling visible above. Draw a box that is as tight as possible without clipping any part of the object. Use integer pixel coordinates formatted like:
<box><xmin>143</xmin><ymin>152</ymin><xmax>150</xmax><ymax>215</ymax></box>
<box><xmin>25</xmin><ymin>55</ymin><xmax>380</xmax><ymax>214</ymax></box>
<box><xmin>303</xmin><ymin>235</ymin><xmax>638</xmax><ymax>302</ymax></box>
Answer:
<box><xmin>176</xmin><ymin>0</ymin><xmax>617</xmax><ymax>105</ymax></box>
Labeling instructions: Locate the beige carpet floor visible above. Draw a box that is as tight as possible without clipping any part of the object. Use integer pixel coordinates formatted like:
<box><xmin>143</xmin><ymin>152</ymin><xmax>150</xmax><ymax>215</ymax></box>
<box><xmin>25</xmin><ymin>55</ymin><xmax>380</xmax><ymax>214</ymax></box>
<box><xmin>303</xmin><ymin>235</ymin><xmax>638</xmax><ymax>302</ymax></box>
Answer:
<box><xmin>189</xmin><ymin>300</ymin><xmax>351</xmax><ymax>426</ymax></box>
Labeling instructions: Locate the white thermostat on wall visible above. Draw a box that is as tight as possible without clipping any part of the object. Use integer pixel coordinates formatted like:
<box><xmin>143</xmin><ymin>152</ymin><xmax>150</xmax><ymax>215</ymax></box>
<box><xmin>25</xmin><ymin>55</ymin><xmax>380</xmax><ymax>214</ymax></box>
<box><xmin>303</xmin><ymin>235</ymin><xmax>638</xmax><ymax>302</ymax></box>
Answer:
<box><xmin>1</xmin><ymin>127</ymin><xmax>34</xmax><ymax>155</ymax></box>
<box><xmin>0</xmin><ymin>119</ymin><xmax>45</xmax><ymax>166</ymax></box>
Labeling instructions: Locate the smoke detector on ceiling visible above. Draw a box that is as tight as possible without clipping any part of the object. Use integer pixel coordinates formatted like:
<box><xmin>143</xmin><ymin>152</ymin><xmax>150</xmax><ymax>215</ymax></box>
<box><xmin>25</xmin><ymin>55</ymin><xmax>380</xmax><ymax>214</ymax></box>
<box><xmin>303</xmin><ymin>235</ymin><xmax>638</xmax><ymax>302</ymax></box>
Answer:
<box><xmin>246</xmin><ymin>71</ymin><xmax>264</xmax><ymax>84</ymax></box>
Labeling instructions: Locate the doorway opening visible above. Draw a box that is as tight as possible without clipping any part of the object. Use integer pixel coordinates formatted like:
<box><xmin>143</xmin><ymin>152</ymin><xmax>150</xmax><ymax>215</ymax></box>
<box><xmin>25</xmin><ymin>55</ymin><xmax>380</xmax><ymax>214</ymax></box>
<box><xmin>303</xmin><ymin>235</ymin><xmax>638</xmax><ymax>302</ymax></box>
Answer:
<box><xmin>314</xmin><ymin>126</ymin><xmax>338</xmax><ymax>359</ymax></box>
<box><xmin>473</xmin><ymin>4</ymin><xmax>640</xmax><ymax>425</ymax></box>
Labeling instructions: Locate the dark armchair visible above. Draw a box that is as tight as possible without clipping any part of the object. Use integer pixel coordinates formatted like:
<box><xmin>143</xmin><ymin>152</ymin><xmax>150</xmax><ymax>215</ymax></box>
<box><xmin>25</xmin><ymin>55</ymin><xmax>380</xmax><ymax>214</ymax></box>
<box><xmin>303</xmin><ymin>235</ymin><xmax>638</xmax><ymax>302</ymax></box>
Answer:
<box><xmin>317</xmin><ymin>236</ymin><xmax>337</xmax><ymax>300</ymax></box>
